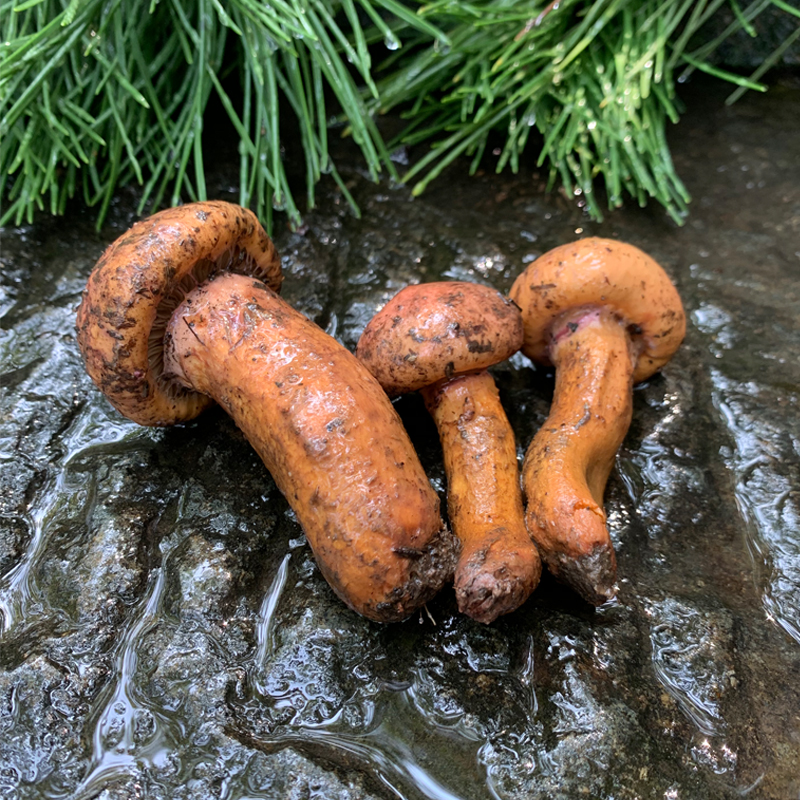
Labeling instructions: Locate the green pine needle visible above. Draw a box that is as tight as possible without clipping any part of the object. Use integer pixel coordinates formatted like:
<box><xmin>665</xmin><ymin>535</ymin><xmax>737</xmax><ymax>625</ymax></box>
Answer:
<box><xmin>0</xmin><ymin>0</ymin><xmax>796</xmax><ymax>229</ymax></box>
<box><xmin>373</xmin><ymin>0</ymin><xmax>794</xmax><ymax>222</ymax></box>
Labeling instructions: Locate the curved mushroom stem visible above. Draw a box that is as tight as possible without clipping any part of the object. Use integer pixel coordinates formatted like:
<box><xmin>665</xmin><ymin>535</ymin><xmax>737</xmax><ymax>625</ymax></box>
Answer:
<box><xmin>421</xmin><ymin>371</ymin><xmax>542</xmax><ymax>623</ymax></box>
<box><xmin>162</xmin><ymin>273</ymin><xmax>453</xmax><ymax>622</ymax></box>
<box><xmin>522</xmin><ymin>307</ymin><xmax>637</xmax><ymax>606</ymax></box>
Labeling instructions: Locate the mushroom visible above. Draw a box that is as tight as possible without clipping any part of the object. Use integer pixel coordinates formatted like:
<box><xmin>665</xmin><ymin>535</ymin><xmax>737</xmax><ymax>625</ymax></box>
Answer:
<box><xmin>509</xmin><ymin>237</ymin><xmax>686</xmax><ymax>605</ymax></box>
<box><xmin>357</xmin><ymin>282</ymin><xmax>542</xmax><ymax>624</ymax></box>
<box><xmin>76</xmin><ymin>201</ymin><xmax>455</xmax><ymax>623</ymax></box>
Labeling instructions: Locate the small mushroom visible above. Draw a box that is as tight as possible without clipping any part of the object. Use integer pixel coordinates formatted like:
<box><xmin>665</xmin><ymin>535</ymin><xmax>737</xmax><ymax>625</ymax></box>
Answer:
<box><xmin>76</xmin><ymin>201</ymin><xmax>454</xmax><ymax>623</ymax></box>
<box><xmin>509</xmin><ymin>237</ymin><xmax>686</xmax><ymax>605</ymax></box>
<box><xmin>357</xmin><ymin>282</ymin><xmax>542</xmax><ymax>623</ymax></box>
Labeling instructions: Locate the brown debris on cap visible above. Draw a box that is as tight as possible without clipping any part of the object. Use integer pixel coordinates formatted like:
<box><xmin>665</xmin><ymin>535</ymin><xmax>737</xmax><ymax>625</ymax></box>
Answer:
<box><xmin>75</xmin><ymin>201</ymin><xmax>282</xmax><ymax>427</ymax></box>
<box><xmin>510</xmin><ymin>237</ymin><xmax>686</xmax><ymax>383</ymax></box>
<box><xmin>356</xmin><ymin>281</ymin><xmax>523</xmax><ymax>396</ymax></box>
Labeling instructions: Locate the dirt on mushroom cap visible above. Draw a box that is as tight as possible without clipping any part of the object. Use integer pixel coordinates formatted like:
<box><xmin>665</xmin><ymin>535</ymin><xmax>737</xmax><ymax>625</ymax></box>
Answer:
<box><xmin>75</xmin><ymin>201</ymin><xmax>282</xmax><ymax>426</ymax></box>
<box><xmin>356</xmin><ymin>281</ymin><xmax>523</xmax><ymax>396</ymax></box>
<box><xmin>509</xmin><ymin>237</ymin><xmax>685</xmax><ymax>384</ymax></box>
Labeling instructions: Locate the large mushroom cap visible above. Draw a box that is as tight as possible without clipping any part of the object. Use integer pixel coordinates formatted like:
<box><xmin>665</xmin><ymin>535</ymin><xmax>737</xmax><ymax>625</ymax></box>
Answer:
<box><xmin>76</xmin><ymin>201</ymin><xmax>282</xmax><ymax>426</ymax></box>
<box><xmin>509</xmin><ymin>237</ymin><xmax>685</xmax><ymax>383</ymax></box>
<box><xmin>356</xmin><ymin>281</ymin><xmax>523</xmax><ymax>396</ymax></box>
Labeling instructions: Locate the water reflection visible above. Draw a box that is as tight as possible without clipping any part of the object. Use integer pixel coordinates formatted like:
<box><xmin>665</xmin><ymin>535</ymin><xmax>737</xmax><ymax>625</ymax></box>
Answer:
<box><xmin>253</xmin><ymin>552</ymin><xmax>292</xmax><ymax>676</ymax></box>
<box><xmin>235</xmin><ymin>693</ymin><xmax>479</xmax><ymax>800</ymax></box>
<box><xmin>645</xmin><ymin>597</ymin><xmax>733</xmax><ymax>737</ymax></box>
<box><xmin>712</xmin><ymin>369</ymin><xmax>800</xmax><ymax>644</ymax></box>
<box><xmin>74</xmin><ymin>564</ymin><xmax>173</xmax><ymax>799</ymax></box>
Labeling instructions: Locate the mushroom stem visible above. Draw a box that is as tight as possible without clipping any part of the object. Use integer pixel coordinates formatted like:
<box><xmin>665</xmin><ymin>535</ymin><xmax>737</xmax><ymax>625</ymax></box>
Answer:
<box><xmin>521</xmin><ymin>307</ymin><xmax>637</xmax><ymax>605</ymax></box>
<box><xmin>421</xmin><ymin>370</ymin><xmax>542</xmax><ymax>623</ymax></box>
<box><xmin>357</xmin><ymin>281</ymin><xmax>541</xmax><ymax>623</ymax></box>
<box><xmin>510</xmin><ymin>237</ymin><xmax>685</xmax><ymax>605</ymax></box>
<box><xmin>162</xmin><ymin>272</ymin><xmax>453</xmax><ymax>622</ymax></box>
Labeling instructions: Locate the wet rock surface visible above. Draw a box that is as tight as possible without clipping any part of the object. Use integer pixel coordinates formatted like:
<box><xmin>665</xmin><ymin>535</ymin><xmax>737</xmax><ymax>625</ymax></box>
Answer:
<box><xmin>1</xmin><ymin>75</ymin><xmax>800</xmax><ymax>799</ymax></box>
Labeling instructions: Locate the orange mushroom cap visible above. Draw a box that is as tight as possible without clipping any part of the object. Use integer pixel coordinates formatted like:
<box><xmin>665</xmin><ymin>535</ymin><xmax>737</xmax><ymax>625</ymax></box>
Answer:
<box><xmin>356</xmin><ymin>281</ymin><xmax>523</xmax><ymax>396</ymax></box>
<box><xmin>75</xmin><ymin>201</ymin><xmax>282</xmax><ymax>427</ymax></box>
<box><xmin>509</xmin><ymin>237</ymin><xmax>685</xmax><ymax>383</ymax></box>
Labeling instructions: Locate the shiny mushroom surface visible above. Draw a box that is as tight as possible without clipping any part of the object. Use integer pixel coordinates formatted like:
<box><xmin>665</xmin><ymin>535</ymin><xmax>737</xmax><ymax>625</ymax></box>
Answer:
<box><xmin>357</xmin><ymin>281</ymin><xmax>542</xmax><ymax>624</ymax></box>
<box><xmin>76</xmin><ymin>202</ymin><xmax>454</xmax><ymax>622</ymax></box>
<box><xmin>510</xmin><ymin>237</ymin><xmax>686</xmax><ymax>605</ymax></box>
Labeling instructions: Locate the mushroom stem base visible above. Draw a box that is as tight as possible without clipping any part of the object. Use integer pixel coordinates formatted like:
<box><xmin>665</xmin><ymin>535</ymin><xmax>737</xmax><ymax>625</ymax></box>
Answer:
<box><xmin>423</xmin><ymin>371</ymin><xmax>541</xmax><ymax>623</ymax></box>
<box><xmin>522</xmin><ymin>308</ymin><xmax>637</xmax><ymax>605</ymax></box>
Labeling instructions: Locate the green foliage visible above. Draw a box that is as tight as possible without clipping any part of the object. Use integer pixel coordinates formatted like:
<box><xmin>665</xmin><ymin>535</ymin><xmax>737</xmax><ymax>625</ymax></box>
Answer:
<box><xmin>372</xmin><ymin>0</ymin><xmax>782</xmax><ymax>223</ymax></box>
<box><xmin>0</xmin><ymin>0</ymin><xmax>794</xmax><ymax>228</ymax></box>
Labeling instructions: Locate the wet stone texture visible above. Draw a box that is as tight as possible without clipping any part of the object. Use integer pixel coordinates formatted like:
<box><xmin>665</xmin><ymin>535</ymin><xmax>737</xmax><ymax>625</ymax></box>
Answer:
<box><xmin>2</xmin><ymin>74</ymin><xmax>800</xmax><ymax>800</ymax></box>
